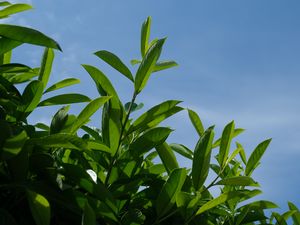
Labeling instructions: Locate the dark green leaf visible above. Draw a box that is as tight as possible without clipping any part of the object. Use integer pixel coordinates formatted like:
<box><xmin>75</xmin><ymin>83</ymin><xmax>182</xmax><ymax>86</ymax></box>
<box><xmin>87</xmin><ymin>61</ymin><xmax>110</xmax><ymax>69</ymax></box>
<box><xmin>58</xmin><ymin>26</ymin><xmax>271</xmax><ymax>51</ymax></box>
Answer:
<box><xmin>94</xmin><ymin>50</ymin><xmax>133</xmax><ymax>82</ymax></box>
<box><xmin>140</xmin><ymin>16</ymin><xmax>151</xmax><ymax>57</ymax></box>
<box><xmin>135</xmin><ymin>38</ymin><xmax>165</xmax><ymax>93</ymax></box>
<box><xmin>82</xmin><ymin>202</ymin><xmax>96</xmax><ymax>225</ymax></box>
<box><xmin>153</xmin><ymin>60</ymin><xmax>178</xmax><ymax>72</ymax></box>
<box><xmin>0</xmin><ymin>2</ymin><xmax>11</xmax><ymax>7</ymax></box>
<box><xmin>44</xmin><ymin>78</ymin><xmax>80</xmax><ymax>93</ymax></box>
<box><xmin>170</xmin><ymin>143</ymin><xmax>193</xmax><ymax>160</ymax></box>
<box><xmin>187</xmin><ymin>109</ymin><xmax>204</xmax><ymax>137</ymax></box>
<box><xmin>0</xmin><ymin>209</ymin><xmax>18</xmax><ymax>225</ymax></box>
<box><xmin>218</xmin><ymin>121</ymin><xmax>235</xmax><ymax>168</ymax></box>
<box><xmin>35</xmin><ymin>123</ymin><xmax>49</xmax><ymax>131</ymax></box>
<box><xmin>155</xmin><ymin>142</ymin><xmax>179</xmax><ymax>174</ymax></box>
<box><xmin>0</xmin><ymin>37</ymin><xmax>22</xmax><ymax>55</ymax></box>
<box><xmin>2</xmin><ymin>130</ymin><xmax>28</xmax><ymax>159</ymax></box>
<box><xmin>38</xmin><ymin>93</ymin><xmax>90</xmax><ymax>106</ymax></box>
<box><xmin>0</xmin><ymin>24</ymin><xmax>61</xmax><ymax>50</ymax></box>
<box><xmin>130</xmin><ymin>127</ymin><xmax>172</xmax><ymax>156</ymax></box>
<box><xmin>50</xmin><ymin>106</ymin><xmax>70</xmax><ymax>134</ymax></box>
<box><xmin>192</xmin><ymin>127</ymin><xmax>214</xmax><ymax>191</ymax></box>
<box><xmin>0</xmin><ymin>63</ymin><xmax>31</xmax><ymax>73</ymax></box>
<box><xmin>27</xmin><ymin>190</ymin><xmax>50</xmax><ymax>225</ymax></box>
<box><xmin>124</xmin><ymin>102</ymin><xmax>144</xmax><ymax>113</ymax></box>
<box><xmin>245</xmin><ymin>139</ymin><xmax>271</xmax><ymax>176</ymax></box>
<box><xmin>156</xmin><ymin>168</ymin><xmax>187</xmax><ymax>218</ymax></box>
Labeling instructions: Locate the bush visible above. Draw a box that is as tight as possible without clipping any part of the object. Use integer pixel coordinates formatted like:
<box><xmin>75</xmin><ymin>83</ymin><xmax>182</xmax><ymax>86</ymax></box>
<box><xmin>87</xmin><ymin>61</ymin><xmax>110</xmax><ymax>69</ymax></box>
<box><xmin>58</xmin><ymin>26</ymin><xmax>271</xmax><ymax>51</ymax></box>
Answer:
<box><xmin>0</xmin><ymin>2</ymin><xmax>299</xmax><ymax>225</ymax></box>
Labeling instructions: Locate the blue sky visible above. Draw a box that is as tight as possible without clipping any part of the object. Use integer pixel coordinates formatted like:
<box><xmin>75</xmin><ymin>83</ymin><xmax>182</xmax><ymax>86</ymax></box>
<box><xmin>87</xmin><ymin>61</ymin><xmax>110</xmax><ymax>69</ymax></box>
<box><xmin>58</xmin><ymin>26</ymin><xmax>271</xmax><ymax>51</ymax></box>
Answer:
<box><xmin>8</xmin><ymin>0</ymin><xmax>300</xmax><ymax>211</ymax></box>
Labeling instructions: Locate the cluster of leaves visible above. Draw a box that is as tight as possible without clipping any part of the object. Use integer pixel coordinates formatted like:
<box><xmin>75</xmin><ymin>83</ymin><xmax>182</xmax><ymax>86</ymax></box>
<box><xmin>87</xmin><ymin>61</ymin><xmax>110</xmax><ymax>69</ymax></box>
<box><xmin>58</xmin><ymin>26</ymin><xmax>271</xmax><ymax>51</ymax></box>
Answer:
<box><xmin>0</xmin><ymin>2</ymin><xmax>299</xmax><ymax>225</ymax></box>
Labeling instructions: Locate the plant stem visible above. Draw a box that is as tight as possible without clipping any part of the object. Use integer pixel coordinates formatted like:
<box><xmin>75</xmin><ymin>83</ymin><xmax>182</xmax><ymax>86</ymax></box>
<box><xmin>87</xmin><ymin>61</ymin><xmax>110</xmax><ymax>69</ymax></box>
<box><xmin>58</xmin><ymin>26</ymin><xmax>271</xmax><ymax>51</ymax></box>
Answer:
<box><xmin>105</xmin><ymin>91</ymin><xmax>137</xmax><ymax>186</ymax></box>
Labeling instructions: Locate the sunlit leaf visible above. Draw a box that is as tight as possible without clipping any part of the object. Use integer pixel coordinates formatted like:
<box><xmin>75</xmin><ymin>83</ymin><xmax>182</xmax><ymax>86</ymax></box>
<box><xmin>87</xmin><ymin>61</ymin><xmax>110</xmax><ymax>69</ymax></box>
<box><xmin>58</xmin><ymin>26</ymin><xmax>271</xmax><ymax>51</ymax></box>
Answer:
<box><xmin>216</xmin><ymin>176</ymin><xmax>259</xmax><ymax>187</ymax></box>
<box><xmin>38</xmin><ymin>48</ymin><xmax>54</xmax><ymax>89</ymax></box>
<box><xmin>218</xmin><ymin>121</ymin><xmax>235</xmax><ymax>168</ymax></box>
<box><xmin>44</xmin><ymin>78</ymin><xmax>80</xmax><ymax>93</ymax></box>
<box><xmin>0</xmin><ymin>3</ymin><xmax>32</xmax><ymax>18</ymax></box>
<box><xmin>155</xmin><ymin>142</ymin><xmax>179</xmax><ymax>174</ymax></box>
<box><xmin>153</xmin><ymin>60</ymin><xmax>178</xmax><ymax>73</ymax></box>
<box><xmin>38</xmin><ymin>93</ymin><xmax>90</xmax><ymax>106</ymax></box>
<box><xmin>140</xmin><ymin>16</ymin><xmax>151</xmax><ymax>57</ymax></box>
<box><xmin>169</xmin><ymin>143</ymin><xmax>193</xmax><ymax>160</ymax></box>
<box><xmin>188</xmin><ymin>109</ymin><xmax>204</xmax><ymax>137</ymax></box>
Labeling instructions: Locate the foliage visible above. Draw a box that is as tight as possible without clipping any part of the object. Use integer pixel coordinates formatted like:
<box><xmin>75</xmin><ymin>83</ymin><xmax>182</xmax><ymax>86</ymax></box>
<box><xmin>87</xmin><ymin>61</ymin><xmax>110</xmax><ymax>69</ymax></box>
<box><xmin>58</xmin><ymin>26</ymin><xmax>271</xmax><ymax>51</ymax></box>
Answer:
<box><xmin>0</xmin><ymin>2</ymin><xmax>298</xmax><ymax>225</ymax></box>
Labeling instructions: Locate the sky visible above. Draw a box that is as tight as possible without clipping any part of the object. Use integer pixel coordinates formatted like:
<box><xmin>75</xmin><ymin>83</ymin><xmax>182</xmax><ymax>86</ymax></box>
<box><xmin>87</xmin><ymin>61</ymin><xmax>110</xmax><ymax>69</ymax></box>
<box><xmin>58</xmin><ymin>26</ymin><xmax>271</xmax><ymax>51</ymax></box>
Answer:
<box><xmin>7</xmin><ymin>0</ymin><xmax>300</xmax><ymax>212</ymax></box>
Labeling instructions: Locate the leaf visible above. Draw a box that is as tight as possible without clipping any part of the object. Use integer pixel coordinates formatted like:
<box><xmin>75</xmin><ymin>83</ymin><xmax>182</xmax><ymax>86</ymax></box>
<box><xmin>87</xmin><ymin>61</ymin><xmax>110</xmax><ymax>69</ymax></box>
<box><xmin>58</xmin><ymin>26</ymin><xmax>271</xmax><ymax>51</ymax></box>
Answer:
<box><xmin>196</xmin><ymin>191</ymin><xmax>241</xmax><ymax>215</ymax></box>
<box><xmin>128</xmin><ymin>100</ymin><xmax>182</xmax><ymax>134</ymax></box>
<box><xmin>0</xmin><ymin>37</ymin><xmax>22</xmax><ymax>55</ymax></box>
<box><xmin>50</xmin><ymin>106</ymin><xmax>70</xmax><ymax>134</ymax></box>
<box><xmin>140</xmin><ymin>16</ymin><xmax>151</xmax><ymax>57</ymax></box>
<box><xmin>245</xmin><ymin>139</ymin><xmax>271</xmax><ymax>176</ymax></box>
<box><xmin>38</xmin><ymin>93</ymin><xmax>90</xmax><ymax>106</ymax></box>
<box><xmin>18</xmin><ymin>80</ymin><xmax>43</xmax><ymax>116</ymax></box>
<box><xmin>238</xmin><ymin>200</ymin><xmax>278</xmax><ymax>212</ymax></box>
<box><xmin>134</xmin><ymin>38</ymin><xmax>165</xmax><ymax>94</ymax></box>
<box><xmin>38</xmin><ymin>48</ymin><xmax>54</xmax><ymax>88</ymax></box>
<box><xmin>155</xmin><ymin>142</ymin><xmax>179</xmax><ymax>174</ymax></box>
<box><xmin>216</xmin><ymin>176</ymin><xmax>259</xmax><ymax>187</ymax></box>
<box><xmin>26</xmin><ymin>190</ymin><xmax>50</xmax><ymax>225</ymax></box>
<box><xmin>8</xmin><ymin>70</ymin><xmax>38</xmax><ymax>84</ymax></box>
<box><xmin>237</xmin><ymin>142</ymin><xmax>247</xmax><ymax>164</ymax></box>
<box><xmin>35</xmin><ymin>123</ymin><xmax>49</xmax><ymax>131</ymax></box>
<box><xmin>94</xmin><ymin>50</ymin><xmax>133</xmax><ymax>82</ymax></box>
<box><xmin>0</xmin><ymin>63</ymin><xmax>31</xmax><ymax>73</ymax></box>
<box><xmin>0</xmin><ymin>2</ymin><xmax>11</xmax><ymax>7</ymax></box>
<box><xmin>87</xmin><ymin>141</ymin><xmax>111</xmax><ymax>154</ymax></box>
<box><xmin>153</xmin><ymin>60</ymin><xmax>178</xmax><ymax>73</ymax></box>
<box><xmin>2</xmin><ymin>130</ymin><xmax>28</xmax><ymax>159</ymax></box>
<box><xmin>0</xmin><ymin>24</ymin><xmax>61</xmax><ymax>50</ymax></box>
<box><xmin>0</xmin><ymin>3</ymin><xmax>32</xmax><ymax>18</ymax></box>
<box><xmin>288</xmin><ymin>202</ymin><xmax>300</xmax><ymax>225</ymax></box>
<box><xmin>71</xmin><ymin>96</ymin><xmax>111</xmax><ymax>133</ymax></box>
<box><xmin>130</xmin><ymin>127</ymin><xmax>172</xmax><ymax>156</ymax></box>
<box><xmin>187</xmin><ymin>109</ymin><xmax>204</xmax><ymax>137</ymax></box>
<box><xmin>169</xmin><ymin>143</ymin><xmax>193</xmax><ymax>160</ymax></box>
<box><xmin>124</xmin><ymin>102</ymin><xmax>144</xmax><ymax>113</ymax></box>
<box><xmin>44</xmin><ymin>78</ymin><xmax>80</xmax><ymax>93</ymax></box>
<box><xmin>82</xmin><ymin>201</ymin><xmax>96</xmax><ymax>225</ymax></box>
<box><xmin>212</xmin><ymin>128</ymin><xmax>245</xmax><ymax>148</ymax></box>
<box><xmin>156</xmin><ymin>168</ymin><xmax>187</xmax><ymax>218</ymax></box>
<box><xmin>218</xmin><ymin>121</ymin><xmax>235</xmax><ymax>168</ymax></box>
<box><xmin>192</xmin><ymin>127</ymin><xmax>214</xmax><ymax>191</ymax></box>
<box><xmin>130</xmin><ymin>59</ymin><xmax>141</xmax><ymax>66</ymax></box>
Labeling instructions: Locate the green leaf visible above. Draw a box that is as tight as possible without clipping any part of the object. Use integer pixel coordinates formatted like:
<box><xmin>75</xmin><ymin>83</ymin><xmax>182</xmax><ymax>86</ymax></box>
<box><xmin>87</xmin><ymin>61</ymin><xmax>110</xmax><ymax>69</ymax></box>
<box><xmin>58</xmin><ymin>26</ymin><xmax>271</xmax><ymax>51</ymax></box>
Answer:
<box><xmin>218</xmin><ymin>121</ymin><xmax>235</xmax><ymax>168</ymax></box>
<box><xmin>2</xmin><ymin>130</ymin><xmax>28</xmax><ymax>159</ymax></box>
<box><xmin>213</xmin><ymin>128</ymin><xmax>245</xmax><ymax>148</ymax></box>
<box><xmin>140</xmin><ymin>16</ymin><xmax>151</xmax><ymax>57</ymax></box>
<box><xmin>50</xmin><ymin>106</ymin><xmax>70</xmax><ymax>134</ymax></box>
<box><xmin>130</xmin><ymin>59</ymin><xmax>141</xmax><ymax>66</ymax></box>
<box><xmin>124</xmin><ymin>102</ymin><xmax>144</xmax><ymax>113</ymax></box>
<box><xmin>71</xmin><ymin>96</ymin><xmax>111</xmax><ymax>133</ymax></box>
<box><xmin>238</xmin><ymin>200</ymin><xmax>278</xmax><ymax>212</ymax></box>
<box><xmin>129</xmin><ymin>100</ymin><xmax>182</xmax><ymax>134</ymax></box>
<box><xmin>153</xmin><ymin>60</ymin><xmax>178</xmax><ymax>73</ymax></box>
<box><xmin>18</xmin><ymin>80</ymin><xmax>43</xmax><ymax>116</ymax></box>
<box><xmin>0</xmin><ymin>2</ymin><xmax>11</xmax><ymax>7</ymax></box>
<box><xmin>192</xmin><ymin>127</ymin><xmax>214</xmax><ymax>191</ymax></box>
<box><xmin>94</xmin><ymin>50</ymin><xmax>134</xmax><ymax>82</ymax></box>
<box><xmin>187</xmin><ymin>109</ymin><xmax>204</xmax><ymax>137</ymax></box>
<box><xmin>237</xmin><ymin>142</ymin><xmax>247</xmax><ymax>164</ymax></box>
<box><xmin>0</xmin><ymin>63</ymin><xmax>31</xmax><ymax>73</ymax></box>
<box><xmin>0</xmin><ymin>24</ymin><xmax>61</xmax><ymax>50</ymax></box>
<box><xmin>196</xmin><ymin>191</ymin><xmax>241</xmax><ymax>215</ymax></box>
<box><xmin>87</xmin><ymin>141</ymin><xmax>111</xmax><ymax>154</ymax></box>
<box><xmin>170</xmin><ymin>143</ymin><xmax>193</xmax><ymax>160</ymax></box>
<box><xmin>134</xmin><ymin>38</ymin><xmax>165</xmax><ymax>94</ymax></box>
<box><xmin>35</xmin><ymin>123</ymin><xmax>49</xmax><ymax>131</ymax></box>
<box><xmin>82</xmin><ymin>201</ymin><xmax>96</xmax><ymax>225</ymax></box>
<box><xmin>0</xmin><ymin>37</ymin><xmax>21</xmax><ymax>55</ymax></box>
<box><xmin>8</xmin><ymin>70</ymin><xmax>39</xmax><ymax>84</ymax></box>
<box><xmin>216</xmin><ymin>176</ymin><xmax>259</xmax><ymax>187</ymax></box>
<box><xmin>38</xmin><ymin>48</ymin><xmax>54</xmax><ymax>89</ymax></box>
<box><xmin>155</xmin><ymin>142</ymin><xmax>179</xmax><ymax>174</ymax></box>
<box><xmin>44</xmin><ymin>78</ymin><xmax>80</xmax><ymax>93</ymax></box>
<box><xmin>130</xmin><ymin>127</ymin><xmax>172</xmax><ymax>156</ymax></box>
<box><xmin>0</xmin><ymin>3</ymin><xmax>32</xmax><ymax>18</ymax></box>
<box><xmin>288</xmin><ymin>202</ymin><xmax>300</xmax><ymax>225</ymax></box>
<box><xmin>156</xmin><ymin>168</ymin><xmax>187</xmax><ymax>218</ymax></box>
<box><xmin>245</xmin><ymin>139</ymin><xmax>271</xmax><ymax>176</ymax></box>
<box><xmin>38</xmin><ymin>93</ymin><xmax>90</xmax><ymax>106</ymax></box>
<box><xmin>26</xmin><ymin>190</ymin><xmax>50</xmax><ymax>225</ymax></box>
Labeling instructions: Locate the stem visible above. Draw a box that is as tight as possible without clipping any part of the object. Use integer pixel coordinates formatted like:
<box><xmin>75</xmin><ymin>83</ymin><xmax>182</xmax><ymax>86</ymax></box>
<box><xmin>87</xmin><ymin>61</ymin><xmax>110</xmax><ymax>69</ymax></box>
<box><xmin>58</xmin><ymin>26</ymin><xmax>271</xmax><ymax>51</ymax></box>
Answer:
<box><xmin>105</xmin><ymin>92</ymin><xmax>137</xmax><ymax>186</ymax></box>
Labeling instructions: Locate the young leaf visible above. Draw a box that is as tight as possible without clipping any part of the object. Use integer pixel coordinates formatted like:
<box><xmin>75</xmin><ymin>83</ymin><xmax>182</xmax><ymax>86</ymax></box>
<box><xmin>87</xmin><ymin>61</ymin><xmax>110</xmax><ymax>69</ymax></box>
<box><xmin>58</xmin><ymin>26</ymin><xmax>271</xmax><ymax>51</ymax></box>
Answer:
<box><xmin>26</xmin><ymin>190</ymin><xmax>50</xmax><ymax>225</ymax></box>
<box><xmin>71</xmin><ymin>96</ymin><xmax>111</xmax><ymax>133</ymax></box>
<box><xmin>140</xmin><ymin>16</ymin><xmax>151</xmax><ymax>57</ymax></box>
<box><xmin>215</xmin><ymin>176</ymin><xmax>259</xmax><ymax>187</ymax></box>
<box><xmin>82</xmin><ymin>201</ymin><xmax>96</xmax><ymax>225</ymax></box>
<box><xmin>218</xmin><ymin>121</ymin><xmax>235</xmax><ymax>168</ymax></box>
<box><xmin>156</xmin><ymin>168</ymin><xmax>187</xmax><ymax>218</ymax></box>
<box><xmin>94</xmin><ymin>50</ymin><xmax>133</xmax><ymax>82</ymax></box>
<box><xmin>38</xmin><ymin>48</ymin><xmax>54</xmax><ymax>89</ymax></box>
<box><xmin>153</xmin><ymin>60</ymin><xmax>178</xmax><ymax>73</ymax></box>
<box><xmin>187</xmin><ymin>109</ymin><xmax>204</xmax><ymax>137</ymax></box>
<box><xmin>0</xmin><ymin>3</ymin><xmax>32</xmax><ymax>18</ymax></box>
<box><xmin>38</xmin><ymin>93</ymin><xmax>90</xmax><ymax>106</ymax></box>
<box><xmin>50</xmin><ymin>106</ymin><xmax>70</xmax><ymax>134</ymax></box>
<box><xmin>134</xmin><ymin>38</ymin><xmax>165</xmax><ymax>94</ymax></box>
<box><xmin>245</xmin><ymin>139</ymin><xmax>271</xmax><ymax>176</ymax></box>
<box><xmin>129</xmin><ymin>127</ymin><xmax>172</xmax><ymax>156</ymax></box>
<box><xmin>192</xmin><ymin>127</ymin><xmax>214</xmax><ymax>191</ymax></box>
<box><xmin>237</xmin><ymin>142</ymin><xmax>247</xmax><ymax>165</ymax></box>
<box><xmin>0</xmin><ymin>24</ymin><xmax>61</xmax><ymax>50</ymax></box>
<box><xmin>44</xmin><ymin>78</ymin><xmax>80</xmax><ymax>93</ymax></box>
<box><xmin>169</xmin><ymin>143</ymin><xmax>193</xmax><ymax>160</ymax></box>
<box><xmin>155</xmin><ymin>142</ymin><xmax>179</xmax><ymax>174</ymax></box>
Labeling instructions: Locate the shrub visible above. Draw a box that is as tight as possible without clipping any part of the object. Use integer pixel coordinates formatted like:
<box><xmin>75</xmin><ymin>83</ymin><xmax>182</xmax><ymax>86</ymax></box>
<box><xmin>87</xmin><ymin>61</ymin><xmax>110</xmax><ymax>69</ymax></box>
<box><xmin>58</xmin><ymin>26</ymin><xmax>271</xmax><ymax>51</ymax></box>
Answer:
<box><xmin>0</xmin><ymin>2</ymin><xmax>299</xmax><ymax>225</ymax></box>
